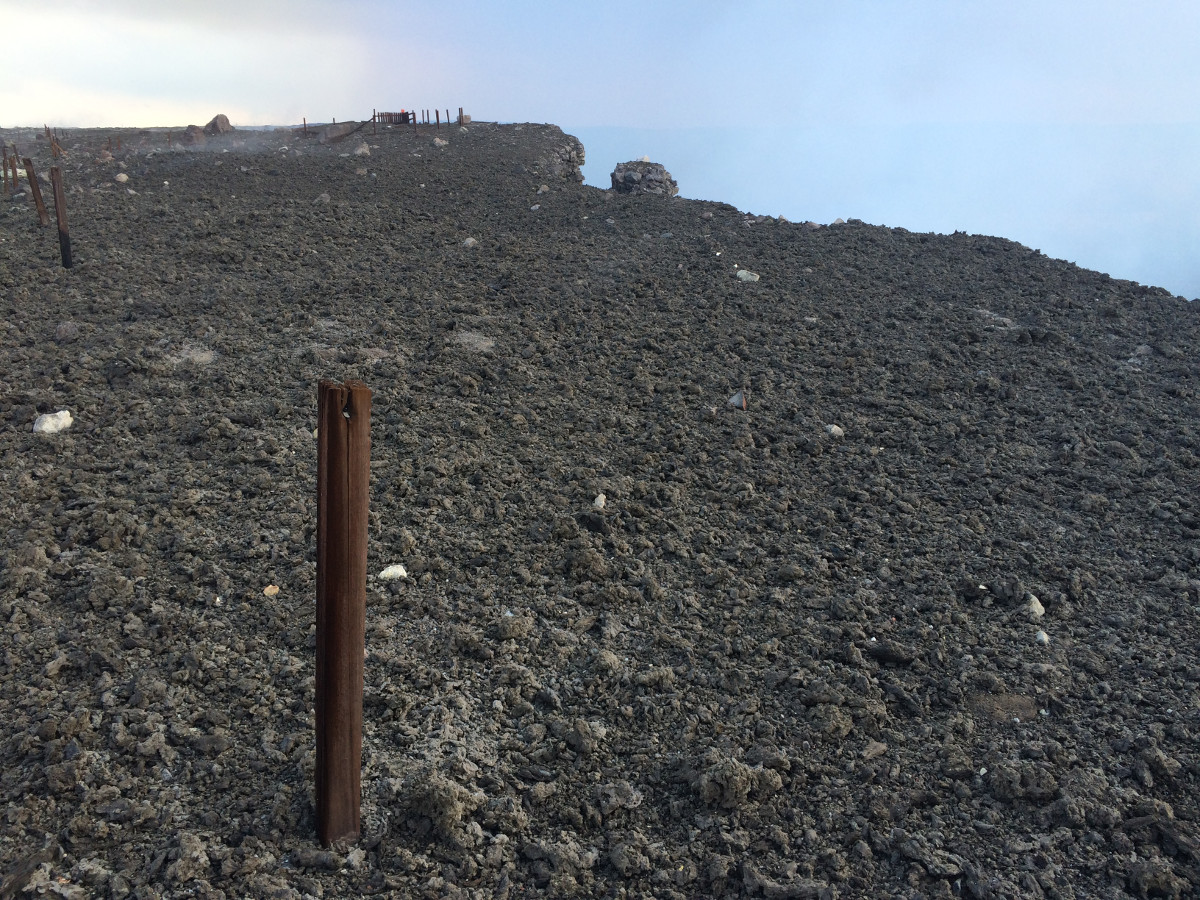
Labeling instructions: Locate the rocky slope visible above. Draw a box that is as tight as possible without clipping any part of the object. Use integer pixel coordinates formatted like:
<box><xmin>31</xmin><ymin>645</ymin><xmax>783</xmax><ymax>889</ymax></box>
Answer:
<box><xmin>1</xmin><ymin>120</ymin><xmax>1198</xmax><ymax>899</ymax></box>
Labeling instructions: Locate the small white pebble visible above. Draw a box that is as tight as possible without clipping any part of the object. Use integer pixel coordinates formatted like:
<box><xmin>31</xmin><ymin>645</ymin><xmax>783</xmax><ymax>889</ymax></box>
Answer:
<box><xmin>1035</xmin><ymin>630</ymin><xmax>1050</xmax><ymax>645</ymax></box>
<box><xmin>825</xmin><ymin>424</ymin><xmax>844</xmax><ymax>439</ymax></box>
<box><xmin>593</xmin><ymin>494</ymin><xmax>606</xmax><ymax>510</ymax></box>
<box><xmin>378</xmin><ymin>564</ymin><xmax>407</xmax><ymax>580</ymax></box>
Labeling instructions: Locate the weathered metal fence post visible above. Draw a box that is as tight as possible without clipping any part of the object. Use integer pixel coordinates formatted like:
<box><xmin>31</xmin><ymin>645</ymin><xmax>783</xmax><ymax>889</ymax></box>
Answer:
<box><xmin>22</xmin><ymin>159</ymin><xmax>50</xmax><ymax>226</ymax></box>
<box><xmin>49</xmin><ymin>166</ymin><xmax>72</xmax><ymax>268</ymax></box>
<box><xmin>315</xmin><ymin>379</ymin><xmax>371</xmax><ymax>847</ymax></box>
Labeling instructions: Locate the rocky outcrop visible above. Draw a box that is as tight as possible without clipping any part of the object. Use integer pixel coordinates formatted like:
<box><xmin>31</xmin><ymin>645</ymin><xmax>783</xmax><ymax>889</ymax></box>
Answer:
<box><xmin>535</xmin><ymin>128</ymin><xmax>585</xmax><ymax>182</ymax></box>
<box><xmin>611</xmin><ymin>159</ymin><xmax>678</xmax><ymax>196</ymax></box>
<box><xmin>204</xmin><ymin>114</ymin><xmax>234</xmax><ymax>136</ymax></box>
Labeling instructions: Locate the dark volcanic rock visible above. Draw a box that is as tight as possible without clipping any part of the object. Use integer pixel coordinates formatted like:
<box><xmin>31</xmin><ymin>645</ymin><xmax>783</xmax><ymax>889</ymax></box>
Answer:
<box><xmin>611</xmin><ymin>158</ymin><xmax>678</xmax><ymax>195</ymax></box>
<box><xmin>180</xmin><ymin>123</ymin><xmax>205</xmax><ymax>146</ymax></box>
<box><xmin>0</xmin><ymin>120</ymin><xmax>1198</xmax><ymax>900</ymax></box>
<box><xmin>203</xmin><ymin>114</ymin><xmax>234</xmax><ymax>136</ymax></box>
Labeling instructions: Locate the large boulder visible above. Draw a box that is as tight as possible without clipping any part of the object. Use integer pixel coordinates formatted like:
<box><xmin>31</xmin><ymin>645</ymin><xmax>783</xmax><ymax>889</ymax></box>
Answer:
<box><xmin>611</xmin><ymin>159</ymin><xmax>677</xmax><ymax>197</ymax></box>
<box><xmin>204</xmin><ymin>114</ymin><xmax>234</xmax><ymax>136</ymax></box>
<box><xmin>180</xmin><ymin>125</ymin><xmax>206</xmax><ymax>146</ymax></box>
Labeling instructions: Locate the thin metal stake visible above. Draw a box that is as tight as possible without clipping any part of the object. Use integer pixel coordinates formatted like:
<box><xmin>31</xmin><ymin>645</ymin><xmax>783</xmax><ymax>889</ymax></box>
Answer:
<box><xmin>315</xmin><ymin>380</ymin><xmax>371</xmax><ymax>847</ymax></box>
<box><xmin>22</xmin><ymin>158</ymin><xmax>50</xmax><ymax>226</ymax></box>
<box><xmin>49</xmin><ymin>166</ymin><xmax>72</xmax><ymax>268</ymax></box>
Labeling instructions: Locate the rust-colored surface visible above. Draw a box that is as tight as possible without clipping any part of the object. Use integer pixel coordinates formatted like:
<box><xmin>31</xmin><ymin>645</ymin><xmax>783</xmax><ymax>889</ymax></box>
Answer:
<box><xmin>315</xmin><ymin>380</ymin><xmax>371</xmax><ymax>847</ymax></box>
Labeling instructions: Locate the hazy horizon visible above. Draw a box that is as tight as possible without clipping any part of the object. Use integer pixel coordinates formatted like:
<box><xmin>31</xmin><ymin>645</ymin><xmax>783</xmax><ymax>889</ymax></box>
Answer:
<box><xmin>6</xmin><ymin>0</ymin><xmax>1197</xmax><ymax>300</ymax></box>
<box><xmin>572</xmin><ymin>123</ymin><xmax>1200</xmax><ymax>302</ymax></box>
<box><xmin>8</xmin><ymin>115</ymin><xmax>1195</xmax><ymax>302</ymax></box>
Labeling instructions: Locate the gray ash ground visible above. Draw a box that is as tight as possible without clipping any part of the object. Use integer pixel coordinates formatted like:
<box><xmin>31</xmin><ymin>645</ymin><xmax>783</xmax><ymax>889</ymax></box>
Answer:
<box><xmin>1</xmin><ymin>121</ymin><xmax>1199</xmax><ymax>900</ymax></box>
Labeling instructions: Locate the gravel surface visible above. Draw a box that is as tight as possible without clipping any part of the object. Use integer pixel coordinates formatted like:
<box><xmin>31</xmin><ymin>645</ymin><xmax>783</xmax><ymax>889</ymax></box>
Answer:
<box><xmin>1</xmin><ymin>121</ymin><xmax>1199</xmax><ymax>900</ymax></box>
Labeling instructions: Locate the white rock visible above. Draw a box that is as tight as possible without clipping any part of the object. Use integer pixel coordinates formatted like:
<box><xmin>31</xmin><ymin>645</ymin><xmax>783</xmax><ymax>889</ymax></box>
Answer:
<box><xmin>433</xmin><ymin>137</ymin><xmax>448</xmax><ymax>147</ymax></box>
<box><xmin>736</xmin><ymin>269</ymin><xmax>760</xmax><ymax>282</ymax></box>
<box><xmin>593</xmin><ymin>494</ymin><xmax>606</xmax><ymax>510</ymax></box>
<box><xmin>353</xmin><ymin>142</ymin><xmax>370</xmax><ymax>156</ymax></box>
<box><xmin>1026</xmin><ymin>595</ymin><xmax>1045</xmax><ymax>620</ymax></box>
<box><xmin>825</xmin><ymin>424</ymin><xmax>844</xmax><ymax>439</ymax></box>
<box><xmin>315</xmin><ymin>192</ymin><xmax>330</xmax><ymax>204</ymax></box>
<box><xmin>536</xmin><ymin>184</ymin><xmax>549</xmax><ymax>195</ymax></box>
<box><xmin>832</xmin><ymin>217</ymin><xmax>846</xmax><ymax>225</ymax></box>
<box><xmin>1035</xmin><ymin>630</ymin><xmax>1050</xmax><ymax>645</ymax></box>
<box><xmin>461</xmin><ymin>237</ymin><xmax>478</xmax><ymax>248</ymax></box>
<box><xmin>378</xmin><ymin>564</ymin><xmax>408</xmax><ymax>580</ymax></box>
<box><xmin>33</xmin><ymin>410</ymin><xmax>73</xmax><ymax>433</ymax></box>
<box><xmin>530</xmin><ymin>204</ymin><xmax>540</xmax><ymax>211</ymax></box>
<box><xmin>114</xmin><ymin>173</ymin><xmax>129</xmax><ymax>183</ymax></box>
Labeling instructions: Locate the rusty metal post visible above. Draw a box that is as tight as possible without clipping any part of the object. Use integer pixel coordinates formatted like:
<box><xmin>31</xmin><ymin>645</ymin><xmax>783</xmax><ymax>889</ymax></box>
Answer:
<box><xmin>303</xmin><ymin>117</ymin><xmax>308</xmax><ymax>136</ymax></box>
<box><xmin>315</xmin><ymin>379</ymin><xmax>371</xmax><ymax>847</ymax></box>
<box><xmin>49</xmin><ymin>167</ymin><xmax>71</xmax><ymax>268</ymax></box>
<box><xmin>22</xmin><ymin>159</ymin><xmax>50</xmax><ymax>226</ymax></box>
<box><xmin>372</xmin><ymin>110</ymin><xmax>376</xmax><ymax>135</ymax></box>
<box><xmin>458</xmin><ymin>107</ymin><xmax>463</xmax><ymax>126</ymax></box>
<box><xmin>435</xmin><ymin>109</ymin><xmax>440</xmax><ymax>129</ymax></box>
<box><xmin>2</xmin><ymin>147</ymin><xmax>9</xmax><ymax>195</ymax></box>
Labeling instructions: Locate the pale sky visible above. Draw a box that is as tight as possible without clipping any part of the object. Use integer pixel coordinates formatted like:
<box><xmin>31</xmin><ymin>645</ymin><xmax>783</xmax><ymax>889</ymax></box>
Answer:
<box><xmin>6</xmin><ymin>1</ymin><xmax>1200</xmax><ymax>296</ymax></box>
<box><xmin>7</xmin><ymin>0</ymin><xmax>1198</xmax><ymax>129</ymax></box>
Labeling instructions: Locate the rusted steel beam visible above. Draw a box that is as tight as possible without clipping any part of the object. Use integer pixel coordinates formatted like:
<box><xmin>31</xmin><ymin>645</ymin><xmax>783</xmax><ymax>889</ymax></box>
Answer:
<box><xmin>49</xmin><ymin>166</ymin><xmax>72</xmax><ymax>268</ymax></box>
<box><xmin>315</xmin><ymin>379</ymin><xmax>372</xmax><ymax>847</ymax></box>
<box><xmin>22</xmin><ymin>158</ymin><xmax>50</xmax><ymax>226</ymax></box>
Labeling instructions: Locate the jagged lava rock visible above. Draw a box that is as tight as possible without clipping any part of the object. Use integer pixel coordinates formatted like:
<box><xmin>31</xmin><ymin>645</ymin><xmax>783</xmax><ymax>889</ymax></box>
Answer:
<box><xmin>611</xmin><ymin>159</ymin><xmax>678</xmax><ymax>196</ymax></box>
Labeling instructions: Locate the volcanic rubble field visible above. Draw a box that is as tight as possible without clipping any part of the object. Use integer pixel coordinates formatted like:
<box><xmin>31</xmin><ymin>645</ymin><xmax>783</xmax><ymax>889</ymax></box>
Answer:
<box><xmin>1</xmin><ymin>121</ymin><xmax>1199</xmax><ymax>900</ymax></box>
